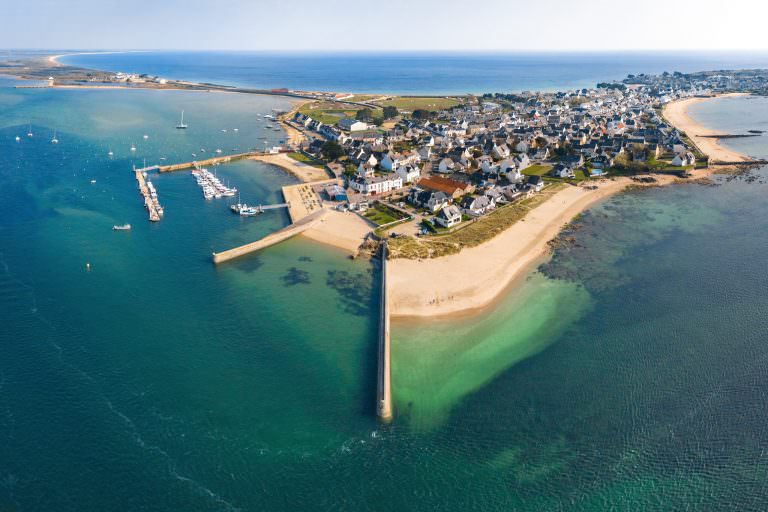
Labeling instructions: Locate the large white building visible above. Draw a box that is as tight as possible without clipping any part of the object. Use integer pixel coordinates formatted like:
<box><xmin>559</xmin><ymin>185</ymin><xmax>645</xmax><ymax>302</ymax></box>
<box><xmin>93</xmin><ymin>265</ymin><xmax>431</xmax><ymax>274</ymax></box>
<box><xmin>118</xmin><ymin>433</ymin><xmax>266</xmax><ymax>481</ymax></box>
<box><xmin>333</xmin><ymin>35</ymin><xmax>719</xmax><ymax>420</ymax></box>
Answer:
<box><xmin>338</xmin><ymin>118</ymin><xmax>369</xmax><ymax>132</ymax></box>
<box><xmin>349</xmin><ymin>174</ymin><xmax>403</xmax><ymax>196</ymax></box>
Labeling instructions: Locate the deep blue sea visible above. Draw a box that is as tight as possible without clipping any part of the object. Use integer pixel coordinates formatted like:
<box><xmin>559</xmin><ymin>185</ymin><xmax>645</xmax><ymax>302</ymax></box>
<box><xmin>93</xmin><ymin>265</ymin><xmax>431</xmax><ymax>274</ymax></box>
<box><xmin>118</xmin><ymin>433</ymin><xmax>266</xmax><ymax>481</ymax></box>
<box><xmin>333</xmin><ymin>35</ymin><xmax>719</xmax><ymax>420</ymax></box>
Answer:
<box><xmin>59</xmin><ymin>51</ymin><xmax>768</xmax><ymax>94</ymax></box>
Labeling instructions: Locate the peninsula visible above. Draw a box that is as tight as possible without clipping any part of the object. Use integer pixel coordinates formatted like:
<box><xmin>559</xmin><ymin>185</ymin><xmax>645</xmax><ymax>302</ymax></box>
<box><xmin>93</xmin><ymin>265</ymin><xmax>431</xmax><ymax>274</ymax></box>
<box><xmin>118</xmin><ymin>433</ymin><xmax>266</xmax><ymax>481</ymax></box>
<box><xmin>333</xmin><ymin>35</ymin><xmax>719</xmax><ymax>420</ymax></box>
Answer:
<box><xmin>4</xmin><ymin>54</ymin><xmax>765</xmax><ymax>320</ymax></box>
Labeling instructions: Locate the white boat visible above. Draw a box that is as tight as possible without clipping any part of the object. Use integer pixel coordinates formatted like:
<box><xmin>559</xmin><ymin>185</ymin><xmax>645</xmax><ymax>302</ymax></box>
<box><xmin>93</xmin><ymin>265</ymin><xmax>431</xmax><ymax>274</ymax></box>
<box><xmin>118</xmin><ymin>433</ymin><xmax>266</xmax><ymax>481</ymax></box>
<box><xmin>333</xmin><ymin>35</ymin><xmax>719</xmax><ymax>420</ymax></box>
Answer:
<box><xmin>176</xmin><ymin>110</ymin><xmax>187</xmax><ymax>129</ymax></box>
<box><xmin>130</xmin><ymin>143</ymin><xmax>136</xmax><ymax>152</ymax></box>
<box><xmin>27</xmin><ymin>123</ymin><xmax>33</xmax><ymax>137</ymax></box>
<box><xmin>233</xmin><ymin>128</ymin><xmax>239</xmax><ymax>132</ymax></box>
<box><xmin>50</xmin><ymin>129</ymin><xmax>58</xmax><ymax>144</ymax></box>
<box><xmin>230</xmin><ymin>203</ymin><xmax>260</xmax><ymax>216</ymax></box>
<box><xmin>108</xmin><ymin>149</ymin><xmax>114</xmax><ymax>156</ymax></box>
<box><xmin>113</xmin><ymin>224</ymin><xmax>131</xmax><ymax>231</ymax></box>
<box><xmin>215</xmin><ymin>149</ymin><xmax>222</xmax><ymax>154</ymax></box>
<box><xmin>264</xmin><ymin>114</ymin><xmax>274</xmax><ymax>119</ymax></box>
<box><xmin>90</xmin><ymin>179</ymin><xmax>97</xmax><ymax>184</ymax></box>
<box><xmin>143</xmin><ymin>134</ymin><xmax>149</xmax><ymax>140</ymax></box>
<box><xmin>15</xmin><ymin>136</ymin><xmax>20</xmax><ymax>142</ymax></box>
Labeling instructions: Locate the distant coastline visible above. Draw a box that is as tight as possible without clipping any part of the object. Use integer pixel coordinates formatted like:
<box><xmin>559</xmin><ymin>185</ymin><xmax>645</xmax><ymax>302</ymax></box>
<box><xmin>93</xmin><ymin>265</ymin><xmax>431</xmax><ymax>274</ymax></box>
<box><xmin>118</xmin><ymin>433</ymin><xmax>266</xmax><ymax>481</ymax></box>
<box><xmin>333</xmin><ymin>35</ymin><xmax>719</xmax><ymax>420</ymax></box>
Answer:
<box><xmin>48</xmin><ymin>50</ymin><xmax>147</xmax><ymax>67</ymax></box>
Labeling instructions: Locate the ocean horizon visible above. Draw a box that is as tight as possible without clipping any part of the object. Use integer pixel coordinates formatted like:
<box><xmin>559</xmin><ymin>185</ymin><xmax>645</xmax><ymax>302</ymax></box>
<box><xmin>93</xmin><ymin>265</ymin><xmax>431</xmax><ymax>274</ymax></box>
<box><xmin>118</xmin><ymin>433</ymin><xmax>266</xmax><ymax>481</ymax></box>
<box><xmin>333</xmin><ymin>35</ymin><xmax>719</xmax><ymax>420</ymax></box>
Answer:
<box><xmin>57</xmin><ymin>50</ymin><xmax>768</xmax><ymax>94</ymax></box>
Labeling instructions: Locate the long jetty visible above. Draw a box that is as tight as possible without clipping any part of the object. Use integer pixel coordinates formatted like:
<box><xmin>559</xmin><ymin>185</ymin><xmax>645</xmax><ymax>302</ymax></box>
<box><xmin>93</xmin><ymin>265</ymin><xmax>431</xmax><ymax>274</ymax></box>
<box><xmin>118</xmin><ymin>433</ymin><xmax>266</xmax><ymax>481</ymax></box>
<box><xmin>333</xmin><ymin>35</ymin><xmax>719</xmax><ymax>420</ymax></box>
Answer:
<box><xmin>134</xmin><ymin>169</ymin><xmax>160</xmax><ymax>222</ymax></box>
<box><xmin>377</xmin><ymin>243</ymin><xmax>392</xmax><ymax>422</ymax></box>
<box><xmin>212</xmin><ymin>210</ymin><xmax>326</xmax><ymax>264</ymax></box>
<box><xmin>153</xmin><ymin>150</ymin><xmax>286</xmax><ymax>174</ymax></box>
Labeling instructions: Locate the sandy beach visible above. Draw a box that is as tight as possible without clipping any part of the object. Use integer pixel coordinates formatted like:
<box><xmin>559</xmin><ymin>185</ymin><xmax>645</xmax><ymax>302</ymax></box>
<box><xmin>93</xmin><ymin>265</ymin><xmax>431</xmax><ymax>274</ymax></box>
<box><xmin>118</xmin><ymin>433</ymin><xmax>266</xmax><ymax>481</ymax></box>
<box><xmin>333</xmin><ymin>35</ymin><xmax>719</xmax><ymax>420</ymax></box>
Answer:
<box><xmin>388</xmin><ymin>177</ymin><xmax>671</xmax><ymax>317</ymax></box>
<box><xmin>662</xmin><ymin>94</ymin><xmax>751</xmax><ymax>164</ymax></box>
<box><xmin>253</xmin><ymin>153</ymin><xmax>329</xmax><ymax>183</ymax></box>
<box><xmin>302</xmin><ymin>209</ymin><xmax>373</xmax><ymax>253</ymax></box>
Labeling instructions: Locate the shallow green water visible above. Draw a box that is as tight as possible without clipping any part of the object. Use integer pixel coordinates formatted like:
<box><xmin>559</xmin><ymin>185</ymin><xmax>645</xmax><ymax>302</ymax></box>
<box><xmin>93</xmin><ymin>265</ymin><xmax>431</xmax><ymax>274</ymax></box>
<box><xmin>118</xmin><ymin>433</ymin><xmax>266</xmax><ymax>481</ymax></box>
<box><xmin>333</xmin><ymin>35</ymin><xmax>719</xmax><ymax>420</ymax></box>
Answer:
<box><xmin>3</xmin><ymin>87</ymin><xmax>768</xmax><ymax>510</ymax></box>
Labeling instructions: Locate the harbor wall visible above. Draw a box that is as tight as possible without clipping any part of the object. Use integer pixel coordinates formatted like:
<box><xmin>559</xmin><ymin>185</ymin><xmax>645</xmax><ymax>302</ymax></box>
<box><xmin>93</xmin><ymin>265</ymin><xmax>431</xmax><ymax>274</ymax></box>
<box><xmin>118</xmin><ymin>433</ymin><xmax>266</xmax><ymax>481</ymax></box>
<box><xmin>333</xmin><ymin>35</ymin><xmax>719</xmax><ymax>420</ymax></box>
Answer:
<box><xmin>212</xmin><ymin>210</ymin><xmax>326</xmax><ymax>264</ymax></box>
<box><xmin>377</xmin><ymin>242</ymin><xmax>393</xmax><ymax>422</ymax></box>
<box><xmin>158</xmin><ymin>151</ymin><xmax>261</xmax><ymax>173</ymax></box>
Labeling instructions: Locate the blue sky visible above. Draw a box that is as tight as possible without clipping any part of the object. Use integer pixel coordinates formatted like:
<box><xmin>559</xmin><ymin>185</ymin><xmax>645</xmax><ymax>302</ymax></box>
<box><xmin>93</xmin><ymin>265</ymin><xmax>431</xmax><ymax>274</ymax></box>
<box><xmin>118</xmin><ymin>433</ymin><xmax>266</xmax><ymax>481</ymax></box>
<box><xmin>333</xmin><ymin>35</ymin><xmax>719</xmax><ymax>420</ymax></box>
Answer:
<box><xmin>4</xmin><ymin>0</ymin><xmax>768</xmax><ymax>51</ymax></box>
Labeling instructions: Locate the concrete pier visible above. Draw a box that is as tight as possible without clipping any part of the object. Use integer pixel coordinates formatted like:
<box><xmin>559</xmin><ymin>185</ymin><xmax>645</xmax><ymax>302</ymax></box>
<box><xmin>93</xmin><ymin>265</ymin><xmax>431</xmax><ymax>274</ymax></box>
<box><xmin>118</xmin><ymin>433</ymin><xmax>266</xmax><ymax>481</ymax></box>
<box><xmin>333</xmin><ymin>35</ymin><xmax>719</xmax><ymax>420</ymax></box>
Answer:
<box><xmin>156</xmin><ymin>150</ymin><xmax>286</xmax><ymax>173</ymax></box>
<box><xmin>212</xmin><ymin>210</ymin><xmax>327</xmax><ymax>264</ymax></box>
<box><xmin>377</xmin><ymin>243</ymin><xmax>393</xmax><ymax>422</ymax></box>
<box><xmin>134</xmin><ymin>169</ymin><xmax>160</xmax><ymax>222</ymax></box>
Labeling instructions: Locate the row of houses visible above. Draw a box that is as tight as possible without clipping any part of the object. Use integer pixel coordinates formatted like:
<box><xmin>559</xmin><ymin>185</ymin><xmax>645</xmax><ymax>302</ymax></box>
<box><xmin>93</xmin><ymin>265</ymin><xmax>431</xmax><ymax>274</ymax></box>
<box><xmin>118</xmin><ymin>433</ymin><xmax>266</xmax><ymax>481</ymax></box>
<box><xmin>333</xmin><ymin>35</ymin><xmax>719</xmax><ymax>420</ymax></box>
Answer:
<box><xmin>301</xmin><ymin>71</ymin><xmax>725</xmax><ymax>229</ymax></box>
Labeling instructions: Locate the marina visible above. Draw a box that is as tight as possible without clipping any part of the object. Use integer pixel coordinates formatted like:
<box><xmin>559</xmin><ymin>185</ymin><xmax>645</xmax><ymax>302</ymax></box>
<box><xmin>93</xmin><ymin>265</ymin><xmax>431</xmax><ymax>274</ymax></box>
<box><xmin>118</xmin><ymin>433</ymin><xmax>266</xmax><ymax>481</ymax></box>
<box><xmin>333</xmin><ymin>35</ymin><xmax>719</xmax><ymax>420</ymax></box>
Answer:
<box><xmin>191</xmin><ymin>167</ymin><xmax>237</xmax><ymax>200</ymax></box>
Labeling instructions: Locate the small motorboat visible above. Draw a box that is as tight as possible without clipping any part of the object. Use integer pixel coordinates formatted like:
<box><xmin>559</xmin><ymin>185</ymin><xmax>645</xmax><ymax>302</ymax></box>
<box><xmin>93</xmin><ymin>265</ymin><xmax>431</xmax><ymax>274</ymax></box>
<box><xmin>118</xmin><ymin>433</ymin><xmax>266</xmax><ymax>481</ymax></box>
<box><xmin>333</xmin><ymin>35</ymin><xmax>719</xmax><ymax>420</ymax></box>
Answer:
<box><xmin>113</xmin><ymin>224</ymin><xmax>132</xmax><ymax>231</ymax></box>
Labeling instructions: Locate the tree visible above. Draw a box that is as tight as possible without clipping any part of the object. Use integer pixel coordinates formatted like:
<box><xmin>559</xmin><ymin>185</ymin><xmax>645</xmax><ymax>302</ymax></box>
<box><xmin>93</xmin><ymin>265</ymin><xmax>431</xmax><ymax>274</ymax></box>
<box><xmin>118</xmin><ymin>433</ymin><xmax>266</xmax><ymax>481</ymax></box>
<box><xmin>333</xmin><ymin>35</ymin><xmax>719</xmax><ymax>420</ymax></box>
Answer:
<box><xmin>355</xmin><ymin>108</ymin><xmax>373</xmax><ymax>121</ymax></box>
<box><xmin>321</xmin><ymin>141</ymin><xmax>345</xmax><ymax>161</ymax></box>
<box><xmin>382</xmin><ymin>106</ymin><xmax>398</xmax><ymax>119</ymax></box>
<box><xmin>412</xmin><ymin>109</ymin><xmax>431</xmax><ymax>120</ymax></box>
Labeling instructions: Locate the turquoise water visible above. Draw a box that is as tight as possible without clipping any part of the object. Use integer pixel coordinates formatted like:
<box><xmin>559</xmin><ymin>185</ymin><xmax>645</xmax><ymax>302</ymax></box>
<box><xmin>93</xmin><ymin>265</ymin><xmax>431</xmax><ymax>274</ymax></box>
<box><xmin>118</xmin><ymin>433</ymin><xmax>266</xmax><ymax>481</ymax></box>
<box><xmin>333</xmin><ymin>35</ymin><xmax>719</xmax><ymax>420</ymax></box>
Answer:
<box><xmin>4</xmin><ymin>82</ymin><xmax>768</xmax><ymax>510</ymax></box>
<box><xmin>58</xmin><ymin>51</ymin><xmax>768</xmax><ymax>94</ymax></box>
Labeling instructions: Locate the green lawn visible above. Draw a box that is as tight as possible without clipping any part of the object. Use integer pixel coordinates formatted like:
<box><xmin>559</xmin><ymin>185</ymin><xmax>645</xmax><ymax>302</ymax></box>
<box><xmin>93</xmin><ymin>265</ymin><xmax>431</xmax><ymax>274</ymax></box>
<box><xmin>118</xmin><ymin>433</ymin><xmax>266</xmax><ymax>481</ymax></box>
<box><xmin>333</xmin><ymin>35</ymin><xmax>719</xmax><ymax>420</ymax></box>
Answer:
<box><xmin>374</xmin><ymin>96</ymin><xmax>462</xmax><ymax>111</ymax></box>
<box><xmin>522</xmin><ymin>164</ymin><xmax>553</xmax><ymax>176</ymax></box>
<box><xmin>297</xmin><ymin>108</ymin><xmax>358</xmax><ymax>125</ymax></box>
<box><xmin>287</xmin><ymin>152</ymin><xmax>326</xmax><ymax>168</ymax></box>
<box><xmin>364</xmin><ymin>203</ymin><xmax>409</xmax><ymax>226</ymax></box>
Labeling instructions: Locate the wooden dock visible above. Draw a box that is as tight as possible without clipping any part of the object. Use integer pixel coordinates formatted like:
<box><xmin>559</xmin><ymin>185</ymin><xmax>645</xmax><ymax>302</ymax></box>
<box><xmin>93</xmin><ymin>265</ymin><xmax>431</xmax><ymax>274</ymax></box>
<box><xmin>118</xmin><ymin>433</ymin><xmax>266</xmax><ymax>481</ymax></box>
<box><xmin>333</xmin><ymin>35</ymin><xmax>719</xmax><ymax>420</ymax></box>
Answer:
<box><xmin>212</xmin><ymin>210</ymin><xmax>326</xmax><ymax>264</ymax></box>
<box><xmin>377</xmin><ymin>243</ymin><xmax>392</xmax><ymax>422</ymax></box>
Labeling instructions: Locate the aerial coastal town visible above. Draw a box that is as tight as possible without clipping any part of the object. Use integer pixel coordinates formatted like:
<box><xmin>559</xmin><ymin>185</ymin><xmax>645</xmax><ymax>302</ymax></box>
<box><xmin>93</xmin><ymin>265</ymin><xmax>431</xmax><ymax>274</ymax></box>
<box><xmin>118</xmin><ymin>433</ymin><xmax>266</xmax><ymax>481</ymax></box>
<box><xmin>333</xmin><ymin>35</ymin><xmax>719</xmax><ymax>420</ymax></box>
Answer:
<box><xmin>276</xmin><ymin>69</ymin><xmax>767</xmax><ymax>258</ymax></box>
<box><xmin>4</xmin><ymin>55</ymin><xmax>767</xmax><ymax>261</ymax></box>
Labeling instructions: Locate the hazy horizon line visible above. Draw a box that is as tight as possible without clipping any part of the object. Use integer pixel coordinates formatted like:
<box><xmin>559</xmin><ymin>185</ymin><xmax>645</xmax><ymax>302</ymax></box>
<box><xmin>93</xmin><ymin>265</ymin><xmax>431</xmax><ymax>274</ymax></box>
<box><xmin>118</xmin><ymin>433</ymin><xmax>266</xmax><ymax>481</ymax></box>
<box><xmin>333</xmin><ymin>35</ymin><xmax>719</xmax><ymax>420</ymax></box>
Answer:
<box><xmin>8</xmin><ymin>48</ymin><xmax>768</xmax><ymax>54</ymax></box>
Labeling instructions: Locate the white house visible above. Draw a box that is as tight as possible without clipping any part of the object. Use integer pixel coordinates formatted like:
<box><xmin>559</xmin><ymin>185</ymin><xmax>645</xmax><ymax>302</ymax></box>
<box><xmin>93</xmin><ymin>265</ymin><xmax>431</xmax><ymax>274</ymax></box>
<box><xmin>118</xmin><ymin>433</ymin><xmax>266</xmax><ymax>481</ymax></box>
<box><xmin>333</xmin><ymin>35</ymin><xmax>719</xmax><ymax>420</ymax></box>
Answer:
<box><xmin>395</xmin><ymin>164</ymin><xmax>421</xmax><ymax>184</ymax></box>
<box><xmin>357</xmin><ymin>162</ymin><xmax>375</xmax><ymax>178</ymax></box>
<box><xmin>381</xmin><ymin>151</ymin><xmax>420</xmax><ymax>171</ymax></box>
<box><xmin>499</xmin><ymin>161</ymin><xmax>524</xmax><ymax>183</ymax></box>
<box><xmin>338</xmin><ymin>119</ymin><xmax>369</xmax><ymax>132</ymax></box>
<box><xmin>671</xmin><ymin>151</ymin><xmax>696</xmax><ymax>167</ymax></box>
<box><xmin>491</xmin><ymin>143</ymin><xmax>511</xmax><ymax>160</ymax></box>
<box><xmin>551</xmin><ymin>163</ymin><xmax>575</xmax><ymax>179</ymax></box>
<box><xmin>459</xmin><ymin>195</ymin><xmax>494</xmax><ymax>217</ymax></box>
<box><xmin>435</xmin><ymin>205</ymin><xmax>462</xmax><ymax>228</ymax></box>
<box><xmin>437</xmin><ymin>158</ymin><xmax>456</xmax><ymax>173</ymax></box>
<box><xmin>349</xmin><ymin>175</ymin><xmax>403</xmax><ymax>196</ymax></box>
<box><xmin>513</xmin><ymin>153</ymin><xmax>531</xmax><ymax>171</ymax></box>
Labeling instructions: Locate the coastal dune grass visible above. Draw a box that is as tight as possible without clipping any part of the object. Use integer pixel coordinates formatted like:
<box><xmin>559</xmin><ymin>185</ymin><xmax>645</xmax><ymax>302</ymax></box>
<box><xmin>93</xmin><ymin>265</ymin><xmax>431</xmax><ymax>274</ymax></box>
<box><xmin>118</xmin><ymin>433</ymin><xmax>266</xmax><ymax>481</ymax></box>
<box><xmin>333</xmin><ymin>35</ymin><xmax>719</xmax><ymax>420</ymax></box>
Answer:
<box><xmin>388</xmin><ymin>184</ymin><xmax>565</xmax><ymax>259</ymax></box>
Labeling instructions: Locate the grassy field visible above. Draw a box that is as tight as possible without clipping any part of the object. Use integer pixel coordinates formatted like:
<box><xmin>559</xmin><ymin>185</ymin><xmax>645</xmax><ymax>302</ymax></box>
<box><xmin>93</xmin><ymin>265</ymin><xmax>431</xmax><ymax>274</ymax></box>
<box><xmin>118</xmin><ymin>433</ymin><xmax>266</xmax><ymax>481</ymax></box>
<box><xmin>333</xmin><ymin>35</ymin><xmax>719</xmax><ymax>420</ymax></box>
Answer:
<box><xmin>364</xmin><ymin>203</ymin><xmax>409</xmax><ymax>226</ymax></box>
<box><xmin>388</xmin><ymin>184</ymin><xmax>565</xmax><ymax>259</ymax></box>
<box><xmin>374</xmin><ymin>96</ymin><xmax>462</xmax><ymax>111</ymax></box>
<box><xmin>287</xmin><ymin>152</ymin><xmax>326</xmax><ymax>168</ymax></box>
<box><xmin>297</xmin><ymin>101</ymin><xmax>373</xmax><ymax>125</ymax></box>
<box><xmin>343</xmin><ymin>95</ymin><xmax>383</xmax><ymax>103</ymax></box>
<box><xmin>522</xmin><ymin>164</ymin><xmax>553</xmax><ymax>176</ymax></box>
